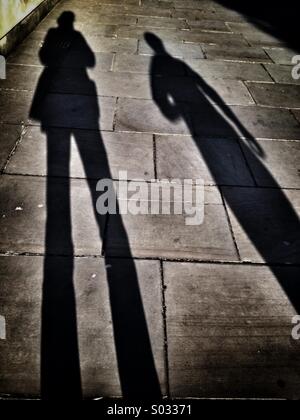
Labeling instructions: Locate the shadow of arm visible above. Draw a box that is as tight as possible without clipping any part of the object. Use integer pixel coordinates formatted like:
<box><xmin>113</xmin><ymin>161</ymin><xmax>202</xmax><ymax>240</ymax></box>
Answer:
<box><xmin>193</xmin><ymin>70</ymin><xmax>265</xmax><ymax>158</ymax></box>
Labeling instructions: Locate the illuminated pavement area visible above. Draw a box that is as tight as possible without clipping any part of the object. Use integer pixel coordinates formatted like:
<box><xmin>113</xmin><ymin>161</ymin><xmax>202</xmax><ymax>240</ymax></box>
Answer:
<box><xmin>0</xmin><ymin>0</ymin><xmax>300</xmax><ymax>399</ymax></box>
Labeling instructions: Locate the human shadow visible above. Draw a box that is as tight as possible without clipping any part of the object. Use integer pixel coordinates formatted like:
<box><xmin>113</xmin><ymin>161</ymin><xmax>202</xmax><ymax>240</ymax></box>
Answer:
<box><xmin>145</xmin><ymin>33</ymin><xmax>300</xmax><ymax>313</ymax></box>
<box><xmin>30</xmin><ymin>13</ymin><xmax>161</xmax><ymax>400</ymax></box>
<box><xmin>215</xmin><ymin>0</ymin><xmax>300</xmax><ymax>52</ymax></box>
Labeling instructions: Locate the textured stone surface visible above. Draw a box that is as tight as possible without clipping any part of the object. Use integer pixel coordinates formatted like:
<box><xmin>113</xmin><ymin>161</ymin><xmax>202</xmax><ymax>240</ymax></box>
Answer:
<box><xmin>223</xmin><ymin>187</ymin><xmax>300</xmax><ymax>264</ymax></box>
<box><xmin>1</xmin><ymin>0</ymin><xmax>300</xmax><ymax>400</ymax></box>
<box><xmin>226</xmin><ymin>22</ymin><xmax>283</xmax><ymax>47</ymax></box>
<box><xmin>0</xmin><ymin>255</ymin><xmax>165</xmax><ymax>397</ymax></box>
<box><xmin>0</xmin><ymin>90</ymin><xmax>116</xmax><ymax>130</ymax></box>
<box><xmin>155</xmin><ymin>134</ymin><xmax>254</xmax><ymax>186</ymax></box>
<box><xmin>0</xmin><ymin>124</ymin><xmax>23</xmax><ymax>171</ymax></box>
<box><xmin>246</xmin><ymin>83</ymin><xmax>300</xmax><ymax>108</ymax></box>
<box><xmin>115</xmin><ymin>97</ymin><xmax>191</xmax><ymax>135</ymax></box>
<box><xmin>265</xmin><ymin>64</ymin><xmax>300</xmax><ymax>85</ymax></box>
<box><xmin>5</xmin><ymin>127</ymin><xmax>155</xmax><ymax>181</ymax></box>
<box><xmin>185</xmin><ymin>59</ymin><xmax>272</xmax><ymax>82</ymax></box>
<box><xmin>229</xmin><ymin>106</ymin><xmax>300</xmax><ymax>140</ymax></box>
<box><xmin>241</xmin><ymin>139</ymin><xmax>300</xmax><ymax>189</ymax></box>
<box><xmin>139</xmin><ymin>39</ymin><xmax>205</xmax><ymax>59</ymax></box>
<box><xmin>165</xmin><ymin>262</ymin><xmax>300</xmax><ymax>399</ymax></box>
<box><xmin>203</xmin><ymin>45</ymin><xmax>271</xmax><ymax>63</ymax></box>
<box><xmin>114</xmin><ymin>53</ymin><xmax>186</xmax><ymax>75</ymax></box>
<box><xmin>264</xmin><ymin>48</ymin><xmax>298</xmax><ymax>65</ymax></box>
<box><xmin>0</xmin><ymin>175</ymin><xmax>105</xmax><ymax>255</ymax></box>
<box><xmin>105</xmin><ymin>186</ymin><xmax>238</xmax><ymax>261</ymax></box>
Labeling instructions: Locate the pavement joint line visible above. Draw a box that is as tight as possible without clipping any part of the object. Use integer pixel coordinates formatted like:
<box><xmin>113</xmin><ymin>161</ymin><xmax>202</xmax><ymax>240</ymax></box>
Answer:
<box><xmin>220</xmin><ymin>187</ymin><xmax>242</xmax><ymax>262</ymax></box>
<box><xmin>112</xmin><ymin>96</ymin><xmax>119</xmax><ymax>131</ymax></box>
<box><xmin>11</xmin><ymin>123</ymin><xmax>300</xmax><ymax>142</ymax></box>
<box><xmin>160</xmin><ymin>260</ymin><xmax>170</xmax><ymax>398</ymax></box>
<box><xmin>101</xmin><ymin>214</ymin><xmax>110</xmax><ymax>257</ymax></box>
<box><xmin>242</xmin><ymin>80</ymin><xmax>259</xmax><ymax>107</ymax></box>
<box><xmin>0</xmin><ymin>124</ymin><xmax>28</xmax><ymax>175</ymax></box>
<box><xmin>2</xmin><ymin>85</ymin><xmax>271</xmax><ymax>110</ymax></box>
<box><xmin>289</xmin><ymin>108</ymin><xmax>300</xmax><ymax>125</ymax></box>
<box><xmin>136</xmin><ymin>37</ymin><xmax>141</xmax><ymax>55</ymax></box>
<box><xmin>153</xmin><ymin>134</ymin><xmax>158</xmax><ymax>180</ymax></box>
<box><xmin>0</xmin><ymin>251</ymin><xmax>299</xmax><ymax>268</ymax></box>
<box><xmin>2</xmin><ymin>172</ymin><xmax>300</xmax><ymax>192</ymax></box>
<box><xmin>236</xmin><ymin>137</ymin><xmax>259</xmax><ymax>188</ymax></box>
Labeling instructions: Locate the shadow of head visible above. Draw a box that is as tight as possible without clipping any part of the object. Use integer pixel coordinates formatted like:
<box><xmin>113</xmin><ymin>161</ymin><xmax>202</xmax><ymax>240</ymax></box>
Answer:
<box><xmin>57</xmin><ymin>11</ymin><xmax>75</xmax><ymax>31</ymax></box>
<box><xmin>144</xmin><ymin>32</ymin><xmax>167</xmax><ymax>55</ymax></box>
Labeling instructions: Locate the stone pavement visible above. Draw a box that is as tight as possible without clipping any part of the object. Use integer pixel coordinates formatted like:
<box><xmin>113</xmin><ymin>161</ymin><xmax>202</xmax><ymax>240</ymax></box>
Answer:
<box><xmin>0</xmin><ymin>0</ymin><xmax>300</xmax><ymax>399</ymax></box>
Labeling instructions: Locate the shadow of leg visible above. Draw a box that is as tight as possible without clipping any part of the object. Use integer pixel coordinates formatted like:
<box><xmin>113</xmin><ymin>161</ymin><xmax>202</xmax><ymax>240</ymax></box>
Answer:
<box><xmin>75</xmin><ymin>131</ymin><xmax>162</xmax><ymax>398</ymax></box>
<box><xmin>41</xmin><ymin>130</ymin><xmax>82</xmax><ymax>400</ymax></box>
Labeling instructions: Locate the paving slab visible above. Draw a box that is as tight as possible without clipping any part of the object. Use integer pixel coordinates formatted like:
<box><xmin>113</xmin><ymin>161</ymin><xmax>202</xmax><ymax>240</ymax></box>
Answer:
<box><xmin>223</xmin><ymin>187</ymin><xmax>300</xmax><ymax>264</ymax></box>
<box><xmin>226</xmin><ymin>106</ymin><xmax>300</xmax><ymax>140</ymax></box>
<box><xmin>139</xmin><ymin>40</ymin><xmax>204</xmax><ymax>59</ymax></box>
<box><xmin>0</xmin><ymin>90</ymin><xmax>34</xmax><ymax>126</ymax></box>
<box><xmin>7</xmin><ymin>47</ymin><xmax>114</xmax><ymax>70</ymax></box>
<box><xmin>246</xmin><ymin>83</ymin><xmax>300</xmax><ymax>109</ymax></box>
<box><xmin>0</xmin><ymin>124</ymin><xmax>23</xmax><ymax>171</ymax></box>
<box><xmin>5</xmin><ymin>127</ymin><xmax>155</xmax><ymax>181</ymax></box>
<box><xmin>34</xmin><ymin>18</ymin><xmax>118</xmax><ymax>37</ymax></box>
<box><xmin>165</xmin><ymin>261</ymin><xmax>300</xmax><ymax>399</ymax></box>
<box><xmin>54</xmin><ymin>3</ymin><xmax>171</xmax><ymax>18</ymax></box>
<box><xmin>241</xmin><ymin>139</ymin><xmax>300</xmax><ymax>189</ymax></box>
<box><xmin>227</xmin><ymin>22</ymin><xmax>283</xmax><ymax>47</ymax></box>
<box><xmin>185</xmin><ymin>59</ymin><xmax>272</xmax><ymax>82</ymax></box>
<box><xmin>174</xmin><ymin>9</ymin><xmax>244</xmax><ymax>23</ymax></box>
<box><xmin>0</xmin><ymin>65</ymin><xmax>43</xmax><ymax>91</ymax></box>
<box><xmin>201</xmin><ymin>79</ymin><xmax>254</xmax><ymax>106</ymax></box>
<box><xmin>264</xmin><ymin>64</ymin><xmax>300</xmax><ymax>85</ymax></box>
<box><xmin>0</xmin><ymin>89</ymin><xmax>115</xmax><ymax>131</ymax></box>
<box><xmin>116</xmin><ymin>26</ymin><xmax>183</xmax><ymax>42</ymax></box>
<box><xmin>239</xmin><ymin>32</ymin><xmax>283</xmax><ymax>48</ymax></box>
<box><xmin>115</xmin><ymin>97</ymin><xmax>191</xmax><ymax>135</ymax></box>
<box><xmin>155</xmin><ymin>134</ymin><xmax>254</xmax><ymax>186</ymax></box>
<box><xmin>136</xmin><ymin>16</ymin><xmax>189</xmax><ymax>30</ymax></box>
<box><xmin>172</xmin><ymin>9</ymin><xmax>217</xmax><ymax>21</ymax></box>
<box><xmin>0</xmin><ymin>175</ymin><xmax>105</xmax><ymax>256</ymax></box>
<box><xmin>203</xmin><ymin>45</ymin><xmax>271</xmax><ymax>63</ymax></box>
<box><xmin>189</xmin><ymin>104</ymin><xmax>300</xmax><ymax>139</ymax></box>
<box><xmin>50</xmin><ymin>70</ymin><xmax>152</xmax><ymax>99</ymax></box>
<box><xmin>36</xmin><ymin>14</ymin><xmax>138</xmax><ymax>31</ymax></box>
<box><xmin>142</xmin><ymin>0</ymin><xmax>174</xmax><ymax>9</ymax></box>
<box><xmin>0</xmin><ymin>255</ymin><xmax>165</xmax><ymax>397</ymax></box>
<box><xmin>173</xmin><ymin>0</ymin><xmax>215</xmax><ymax>10</ymax></box>
<box><xmin>105</xmin><ymin>185</ymin><xmax>238</xmax><ymax>261</ymax></box>
<box><xmin>187</xmin><ymin>19</ymin><xmax>230</xmax><ymax>32</ymax></box>
<box><xmin>292</xmin><ymin>110</ymin><xmax>300</xmax><ymax>124</ymax></box>
<box><xmin>83</xmin><ymin>36</ymin><xmax>138</xmax><ymax>54</ymax></box>
<box><xmin>150</xmin><ymin>76</ymin><xmax>254</xmax><ymax>106</ymax></box>
<box><xmin>31</xmin><ymin>94</ymin><xmax>116</xmax><ymax>131</ymax></box>
<box><xmin>114</xmin><ymin>53</ymin><xmax>186</xmax><ymax>75</ymax></box>
<box><xmin>264</xmin><ymin>47</ymin><xmax>298</xmax><ymax>65</ymax></box>
<box><xmin>72</xmin><ymin>23</ymin><xmax>117</xmax><ymax>37</ymax></box>
<box><xmin>182</xmin><ymin>32</ymin><xmax>248</xmax><ymax>46</ymax></box>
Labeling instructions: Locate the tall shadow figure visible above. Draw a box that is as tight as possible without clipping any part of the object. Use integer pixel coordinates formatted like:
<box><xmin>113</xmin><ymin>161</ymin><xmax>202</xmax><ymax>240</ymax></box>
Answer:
<box><xmin>30</xmin><ymin>13</ymin><xmax>161</xmax><ymax>400</ymax></box>
<box><xmin>145</xmin><ymin>33</ymin><xmax>300</xmax><ymax>313</ymax></box>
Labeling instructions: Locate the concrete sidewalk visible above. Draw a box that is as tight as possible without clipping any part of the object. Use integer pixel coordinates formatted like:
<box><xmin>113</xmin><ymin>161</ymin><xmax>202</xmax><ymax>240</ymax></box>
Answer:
<box><xmin>0</xmin><ymin>0</ymin><xmax>300</xmax><ymax>399</ymax></box>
